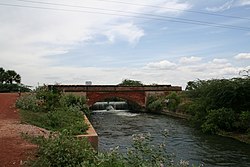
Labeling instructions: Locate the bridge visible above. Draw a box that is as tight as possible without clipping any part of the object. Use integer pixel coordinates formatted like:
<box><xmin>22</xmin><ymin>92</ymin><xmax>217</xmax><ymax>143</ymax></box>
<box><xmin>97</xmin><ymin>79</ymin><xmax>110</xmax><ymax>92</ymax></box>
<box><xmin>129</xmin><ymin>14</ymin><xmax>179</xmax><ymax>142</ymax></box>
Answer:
<box><xmin>50</xmin><ymin>85</ymin><xmax>182</xmax><ymax>108</ymax></box>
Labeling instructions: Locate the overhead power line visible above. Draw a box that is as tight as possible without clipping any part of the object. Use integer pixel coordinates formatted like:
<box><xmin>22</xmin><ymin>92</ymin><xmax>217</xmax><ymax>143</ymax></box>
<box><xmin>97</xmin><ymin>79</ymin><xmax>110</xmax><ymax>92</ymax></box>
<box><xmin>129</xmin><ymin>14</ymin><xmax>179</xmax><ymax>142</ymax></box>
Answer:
<box><xmin>1</xmin><ymin>1</ymin><xmax>250</xmax><ymax>31</ymax></box>
<box><xmin>94</xmin><ymin>0</ymin><xmax>250</xmax><ymax>21</ymax></box>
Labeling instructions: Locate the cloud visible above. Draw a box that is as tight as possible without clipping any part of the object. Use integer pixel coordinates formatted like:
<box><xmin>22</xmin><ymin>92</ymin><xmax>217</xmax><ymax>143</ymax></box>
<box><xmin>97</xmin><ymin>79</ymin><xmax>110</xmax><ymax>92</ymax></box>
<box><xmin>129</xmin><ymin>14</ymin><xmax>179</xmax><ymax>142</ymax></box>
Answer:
<box><xmin>239</xmin><ymin>0</ymin><xmax>250</xmax><ymax>6</ymax></box>
<box><xmin>105</xmin><ymin>22</ymin><xmax>145</xmax><ymax>44</ymax></box>
<box><xmin>206</xmin><ymin>0</ymin><xmax>235</xmax><ymax>12</ymax></box>
<box><xmin>145</xmin><ymin>60</ymin><xmax>177</xmax><ymax>70</ymax></box>
<box><xmin>212</xmin><ymin>58</ymin><xmax>228</xmax><ymax>63</ymax></box>
<box><xmin>234</xmin><ymin>53</ymin><xmax>250</xmax><ymax>60</ymax></box>
<box><xmin>179</xmin><ymin>56</ymin><xmax>202</xmax><ymax>64</ymax></box>
<box><xmin>156</xmin><ymin>0</ymin><xmax>191</xmax><ymax>14</ymax></box>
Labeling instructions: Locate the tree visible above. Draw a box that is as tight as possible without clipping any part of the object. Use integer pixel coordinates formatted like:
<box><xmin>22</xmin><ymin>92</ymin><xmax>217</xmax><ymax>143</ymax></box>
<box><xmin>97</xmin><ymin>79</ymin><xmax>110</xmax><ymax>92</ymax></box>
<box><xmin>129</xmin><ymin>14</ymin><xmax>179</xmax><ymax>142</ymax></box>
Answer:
<box><xmin>0</xmin><ymin>67</ymin><xmax>7</xmax><ymax>83</ymax></box>
<box><xmin>118</xmin><ymin>79</ymin><xmax>143</xmax><ymax>86</ymax></box>
<box><xmin>5</xmin><ymin>70</ymin><xmax>21</xmax><ymax>84</ymax></box>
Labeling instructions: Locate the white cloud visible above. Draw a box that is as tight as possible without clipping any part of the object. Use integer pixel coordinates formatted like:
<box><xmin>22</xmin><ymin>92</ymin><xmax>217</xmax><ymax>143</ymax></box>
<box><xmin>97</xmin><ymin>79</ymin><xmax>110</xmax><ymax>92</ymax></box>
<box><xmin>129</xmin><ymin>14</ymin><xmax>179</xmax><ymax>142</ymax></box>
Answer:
<box><xmin>179</xmin><ymin>56</ymin><xmax>202</xmax><ymax>64</ymax></box>
<box><xmin>212</xmin><ymin>58</ymin><xmax>228</xmax><ymax>63</ymax></box>
<box><xmin>206</xmin><ymin>0</ymin><xmax>235</xmax><ymax>12</ymax></box>
<box><xmin>156</xmin><ymin>0</ymin><xmax>191</xmax><ymax>14</ymax></box>
<box><xmin>239</xmin><ymin>0</ymin><xmax>250</xmax><ymax>6</ymax></box>
<box><xmin>145</xmin><ymin>60</ymin><xmax>177</xmax><ymax>70</ymax></box>
<box><xmin>105</xmin><ymin>22</ymin><xmax>144</xmax><ymax>44</ymax></box>
<box><xmin>234</xmin><ymin>53</ymin><xmax>250</xmax><ymax>60</ymax></box>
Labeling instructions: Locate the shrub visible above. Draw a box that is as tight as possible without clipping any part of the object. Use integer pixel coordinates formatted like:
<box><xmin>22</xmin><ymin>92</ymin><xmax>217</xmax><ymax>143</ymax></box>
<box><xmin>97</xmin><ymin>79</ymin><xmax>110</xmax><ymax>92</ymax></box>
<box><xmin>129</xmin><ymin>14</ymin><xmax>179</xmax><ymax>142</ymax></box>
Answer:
<box><xmin>35</xmin><ymin>86</ymin><xmax>61</xmax><ymax>111</ymax></box>
<box><xmin>25</xmin><ymin>131</ymin><xmax>193</xmax><ymax>167</ymax></box>
<box><xmin>20</xmin><ymin>106</ymin><xmax>89</xmax><ymax>135</ymax></box>
<box><xmin>60</xmin><ymin>94</ymin><xmax>90</xmax><ymax>115</ymax></box>
<box><xmin>166</xmin><ymin>92</ymin><xmax>181</xmax><ymax>112</ymax></box>
<box><xmin>201</xmin><ymin>108</ymin><xmax>236</xmax><ymax>134</ymax></box>
<box><xmin>236</xmin><ymin>111</ymin><xmax>250</xmax><ymax>133</ymax></box>
<box><xmin>28</xmin><ymin>131</ymin><xmax>96</xmax><ymax>167</ymax></box>
<box><xmin>16</xmin><ymin>94</ymin><xmax>40</xmax><ymax>112</ymax></box>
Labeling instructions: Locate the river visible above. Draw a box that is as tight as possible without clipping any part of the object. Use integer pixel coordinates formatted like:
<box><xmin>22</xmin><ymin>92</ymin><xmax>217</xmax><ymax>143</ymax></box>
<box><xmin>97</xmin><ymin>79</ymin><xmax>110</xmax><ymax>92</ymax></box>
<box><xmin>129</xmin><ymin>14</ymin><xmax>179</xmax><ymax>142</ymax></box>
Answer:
<box><xmin>90</xmin><ymin>109</ymin><xmax>250</xmax><ymax>167</ymax></box>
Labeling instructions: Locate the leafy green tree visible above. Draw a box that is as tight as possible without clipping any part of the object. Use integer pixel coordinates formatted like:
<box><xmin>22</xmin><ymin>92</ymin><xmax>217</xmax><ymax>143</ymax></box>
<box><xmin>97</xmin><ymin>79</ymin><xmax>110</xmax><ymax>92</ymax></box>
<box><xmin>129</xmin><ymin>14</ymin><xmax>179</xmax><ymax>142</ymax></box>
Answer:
<box><xmin>118</xmin><ymin>79</ymin><xmax>143</xmax><ymax>86</ymax></box>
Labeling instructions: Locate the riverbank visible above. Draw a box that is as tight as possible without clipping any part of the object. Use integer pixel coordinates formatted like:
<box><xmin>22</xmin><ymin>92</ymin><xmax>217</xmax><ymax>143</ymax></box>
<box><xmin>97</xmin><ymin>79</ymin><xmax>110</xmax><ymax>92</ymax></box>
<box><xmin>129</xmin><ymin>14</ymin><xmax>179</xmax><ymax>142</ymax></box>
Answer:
<box><xmin>159</xmin><ymin>109</ymin><xmax>250</xmax><ymax>144</ymax></box>
<box><xmin>218</xmin><ymin>131</ymin><xmax>250</xmax><ymax>144</ymax></box>
<box><xmin>160</xmin><ymin>109</ymin><xmax>191</xmax><ymax>120</ymax></box>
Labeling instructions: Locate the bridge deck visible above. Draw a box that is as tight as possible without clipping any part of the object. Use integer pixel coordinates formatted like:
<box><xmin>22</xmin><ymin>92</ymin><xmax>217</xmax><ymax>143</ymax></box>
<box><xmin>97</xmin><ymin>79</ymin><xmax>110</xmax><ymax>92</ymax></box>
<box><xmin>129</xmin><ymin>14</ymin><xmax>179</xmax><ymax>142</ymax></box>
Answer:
<box><xmin>49</xmin><ymin>85</ymin><xmax>182</xmax><ymax>92</ymax></box>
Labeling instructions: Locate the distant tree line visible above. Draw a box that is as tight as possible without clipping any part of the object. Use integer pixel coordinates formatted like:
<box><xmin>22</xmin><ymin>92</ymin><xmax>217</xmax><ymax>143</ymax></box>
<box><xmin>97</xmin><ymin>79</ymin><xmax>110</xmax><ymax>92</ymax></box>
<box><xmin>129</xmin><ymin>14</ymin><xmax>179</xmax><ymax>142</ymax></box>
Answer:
<box><xmin>0</xmin><ymin>67</ymin><xmax>30</xmax><ymax>92</ymax></box>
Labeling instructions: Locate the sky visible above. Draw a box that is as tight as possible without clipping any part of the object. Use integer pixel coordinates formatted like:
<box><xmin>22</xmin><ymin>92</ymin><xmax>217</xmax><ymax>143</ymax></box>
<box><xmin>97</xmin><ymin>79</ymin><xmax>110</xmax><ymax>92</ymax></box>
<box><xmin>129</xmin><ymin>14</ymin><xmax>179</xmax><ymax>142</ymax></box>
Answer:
<box><xmin>0</xmin><ymin>0</ymin><xmax>250</xmax><ymax>89</ymax></box>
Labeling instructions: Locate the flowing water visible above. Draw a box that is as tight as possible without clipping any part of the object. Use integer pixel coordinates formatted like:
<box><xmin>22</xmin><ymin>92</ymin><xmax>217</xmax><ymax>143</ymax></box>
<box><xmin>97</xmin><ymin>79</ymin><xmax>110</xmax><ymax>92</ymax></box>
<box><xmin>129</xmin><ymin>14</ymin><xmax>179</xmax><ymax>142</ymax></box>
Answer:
<box><xmin>90</xmin><ymin>109</ymin><xmax>250</xmax><ymax>167</ymax></box>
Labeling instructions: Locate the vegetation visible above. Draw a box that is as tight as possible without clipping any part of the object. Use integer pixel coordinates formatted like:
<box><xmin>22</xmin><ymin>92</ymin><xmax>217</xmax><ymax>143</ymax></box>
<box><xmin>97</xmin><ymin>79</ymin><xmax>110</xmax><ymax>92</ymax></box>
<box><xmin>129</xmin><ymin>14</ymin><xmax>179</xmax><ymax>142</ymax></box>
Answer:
<box><xmin>16</xmin><ymin>86</ymin><xmax>89</xmax><ymax>134</ymax></box>
<box><xmin>118</xmin><ymin>79</ymin><xmax>143</xmax><ymax>86</ymax></box>
<box><xmin>146</xmin><ymin>92</ymin><xmax>181</xmax><ymax>113</ymax></box>
<box><xmin>23</xmin><ymin>131</ymin><xmax>194</xmax><ymax>167</ymax></box>
<box><xmin>185</xmin><ymin>77</ymin><xmax>250</xmax><ymax>136</ymax></box>
<box><xmin>17</xmin><ymin>84</ymin><xmax>196</xmax><ymax>167</ymax></box>
<box><xmin>146</xmin><ymin>95</ymin><xmax>164</xmax><ymax>112</ymax></box>
<box><xmin>0</xmin><ymin>67</ymin><xmax>30</xmax><ymax>92</ymax></box>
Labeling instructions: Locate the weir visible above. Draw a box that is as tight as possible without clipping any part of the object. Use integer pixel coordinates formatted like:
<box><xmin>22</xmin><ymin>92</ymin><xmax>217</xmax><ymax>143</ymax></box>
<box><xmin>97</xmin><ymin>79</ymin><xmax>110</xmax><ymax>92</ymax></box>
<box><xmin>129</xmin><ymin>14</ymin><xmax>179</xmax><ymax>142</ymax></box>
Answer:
<box><xmin>91</xmin><ymin>101</ymin><xmax>128</xmax><ymax>110</ymax></box>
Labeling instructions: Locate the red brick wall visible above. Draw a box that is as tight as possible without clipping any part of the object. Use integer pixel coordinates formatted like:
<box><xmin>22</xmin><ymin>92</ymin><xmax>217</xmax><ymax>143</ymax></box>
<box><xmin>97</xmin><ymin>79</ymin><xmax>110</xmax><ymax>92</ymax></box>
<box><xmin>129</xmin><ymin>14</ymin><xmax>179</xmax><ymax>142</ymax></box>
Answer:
<box><xmin>86</xmin><ymin>91</ymin><xmax>146</xmax><ymax>107</ymax></box>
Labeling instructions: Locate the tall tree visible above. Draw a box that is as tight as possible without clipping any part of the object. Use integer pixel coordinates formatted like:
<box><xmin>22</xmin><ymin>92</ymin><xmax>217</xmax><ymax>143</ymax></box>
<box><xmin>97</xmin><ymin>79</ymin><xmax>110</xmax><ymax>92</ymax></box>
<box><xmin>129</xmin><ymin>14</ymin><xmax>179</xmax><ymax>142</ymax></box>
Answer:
<box><xmin>5</xmin><ymin>70</ymin><xmax>20</xmax><ymax>84</ymax></box>
<box><xmin>0</xmin><ymin>67</ymin><xmax>6</xmax><ymax>83</ymax></box>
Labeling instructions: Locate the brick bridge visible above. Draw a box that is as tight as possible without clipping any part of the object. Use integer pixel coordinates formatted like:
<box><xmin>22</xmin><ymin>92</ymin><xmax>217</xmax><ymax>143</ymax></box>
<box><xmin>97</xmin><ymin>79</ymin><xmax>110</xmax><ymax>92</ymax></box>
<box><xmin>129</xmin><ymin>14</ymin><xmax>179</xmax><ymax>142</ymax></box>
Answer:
<box><xmin>51</xmin><ymin>85</ymin><xmax>182</xmax><ymax>108</ymax></box>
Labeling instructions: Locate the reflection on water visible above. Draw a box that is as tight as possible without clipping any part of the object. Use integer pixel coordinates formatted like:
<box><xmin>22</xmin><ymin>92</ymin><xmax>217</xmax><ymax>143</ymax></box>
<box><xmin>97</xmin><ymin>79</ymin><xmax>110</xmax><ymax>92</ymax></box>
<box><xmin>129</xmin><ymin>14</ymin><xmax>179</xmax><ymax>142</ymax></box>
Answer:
<box><xmin>90</xmin><ymin>110</ymin><xmax>250</xmax><ymax>167</ymax></box>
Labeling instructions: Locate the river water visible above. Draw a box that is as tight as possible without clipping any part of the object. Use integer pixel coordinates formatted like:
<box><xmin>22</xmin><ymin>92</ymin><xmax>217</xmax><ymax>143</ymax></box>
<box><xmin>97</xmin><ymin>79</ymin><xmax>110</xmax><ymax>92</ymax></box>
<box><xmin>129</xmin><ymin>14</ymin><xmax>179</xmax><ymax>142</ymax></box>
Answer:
<box><xmin>90</xmin><ymin>109</ymin><xmax>250</xmax><ymax>167</ymax></box>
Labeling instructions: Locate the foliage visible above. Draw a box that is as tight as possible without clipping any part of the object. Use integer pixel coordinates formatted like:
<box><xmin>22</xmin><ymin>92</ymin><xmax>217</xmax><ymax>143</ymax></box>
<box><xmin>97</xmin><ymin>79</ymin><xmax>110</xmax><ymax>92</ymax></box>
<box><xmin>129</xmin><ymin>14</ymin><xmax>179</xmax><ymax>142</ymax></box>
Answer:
<box><xmin>35</xmin><ymin>86</ymin><xmax>62</xmax><ymax>111</ymax></box>
<box><xmin>118</xmin><ymin>79</ymin><xmax>143</xmax><ymax>86</ymax></box>
<box><xmin>126</xmin><ymin>132</ymin><xmax>172</xmax><ymax>167</ymax></box>
<box><xmin>20</xmin><ymin>106</ymin><xmax>89</xmax><ymax>135</ymax></box>
<box><xmin>25</xmin><ymin>131</ymin><xmax>95</xmax><ymax>167</ymax></box>
<box><xmin>16</xmin><ymin>93</ymin><xmax>40</xmax><ymax>112</ymax></box>
<box><xmin>201</xmin><ymin>108</ymin><xmax>236</xmax><ymax>134</ymax></box>
<box><xmin>236</xmin><ymin>111</ymin><xmax>250</xmax><ymax>133</ymax></box>
<box><xmin>60</xmin><ymin>93</ymin><xmax>90</xmax><ymax>115</ymax></box>
<box><xmin>17</xmin><ymin>87</ymin><xmax>90</xmax><ymax>134</ymax></box>
<box><xmin>166</xmin><ymin>92</ymin><xmax>181</xmax><ymax>112</ymax></box>
<box><xmin>0</xmin><ymin>83</ymin><xmax>31</xmax><ymax>93</ymax></box>
<box><xmin>24</xmin><ymin>131</ymin><xmax>194</xmax><ymax>167</ymax></box>
<box><xmin>185</xmin><ymin>77</ymin><xmax>250</xmax><ymax>134</ymax></box>
<box><xmin>0</xmin><ymin>67</ymin><xmax>21</xmax><ymax>84</ymax></box>
<box><xmin>146</xmin><ymin>95</ymin><xmax>164</xmax><ymax>112</ymax></box>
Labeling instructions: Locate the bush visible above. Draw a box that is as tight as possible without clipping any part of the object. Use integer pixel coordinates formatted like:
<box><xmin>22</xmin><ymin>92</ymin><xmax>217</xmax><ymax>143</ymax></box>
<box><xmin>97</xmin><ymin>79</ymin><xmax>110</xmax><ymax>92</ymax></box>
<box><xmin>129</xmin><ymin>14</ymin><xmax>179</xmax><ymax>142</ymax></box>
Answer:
<box><xmin>146</xmin><ymin>95</ymin><xmax>164</xmax><ymax>112</ymax></box>
<box><xmin>60</xmin><ymin>94</ymin><xmax>90</xmax><ymax>115</ymax></box>
<box><xmin>201</xmin><ymin>108</ymin><xmax>236</xmax><ymax>134</ymax></box>
<box><xmin>35</xmin><ymin>86</ymin><xmax>61</xmax><ymax>111</ymax></box>
<box><xmin>25</xmin><ymin>131</ymin><xmax>192</xmax><ymax>167</ymax></box>
<box><xmin>27</xmin><ymin>131</ymin><xmax>95</xmax><ymax>167</ymax></box>
<box><xmin>236</xmin><ymin>111</ymin><xmax>250</xmax><ymax>133</ymax></box>
<box><xmin>16</xmin><ymin>94</ymin><xmax>40</xmax><ymax>112</ymax></box>
<box><xmin>166</xmin><ymin>92</ymin><xmax>181</xmax><ymax>112</ymax></box>
<box><xmin>185</xmin><ymin>78</ymin><xmax>250</xmax><ymax>134</ymax></box>
<box><xmin>17</xmin><ymin>87</ymin><xmax>90</xmax><ymax>135</ymax></box>
<box><xmin>20</xmin><ymin>106</ymin><xmax>89</xmax><ymax>135</ymax></box>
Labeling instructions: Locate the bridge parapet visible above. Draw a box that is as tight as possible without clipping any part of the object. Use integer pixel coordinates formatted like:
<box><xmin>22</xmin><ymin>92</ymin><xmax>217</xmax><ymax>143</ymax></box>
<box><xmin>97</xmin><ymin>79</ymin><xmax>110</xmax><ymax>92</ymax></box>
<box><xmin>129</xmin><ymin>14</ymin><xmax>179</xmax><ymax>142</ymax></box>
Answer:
<box><xmin>49</xmin><ymin>85</ymin><xmax>181</xmax><ymax>92</ymax></box>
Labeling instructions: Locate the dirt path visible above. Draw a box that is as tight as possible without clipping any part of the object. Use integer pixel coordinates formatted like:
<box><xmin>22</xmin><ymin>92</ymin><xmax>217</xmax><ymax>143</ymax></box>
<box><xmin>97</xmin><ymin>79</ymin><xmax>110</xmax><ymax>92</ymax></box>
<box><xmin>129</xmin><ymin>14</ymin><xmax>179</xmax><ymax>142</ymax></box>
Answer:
<box><xmin>0</xmin><ymin>93</ymin><xmax>36</xmax><ymax>167</ymax></box>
